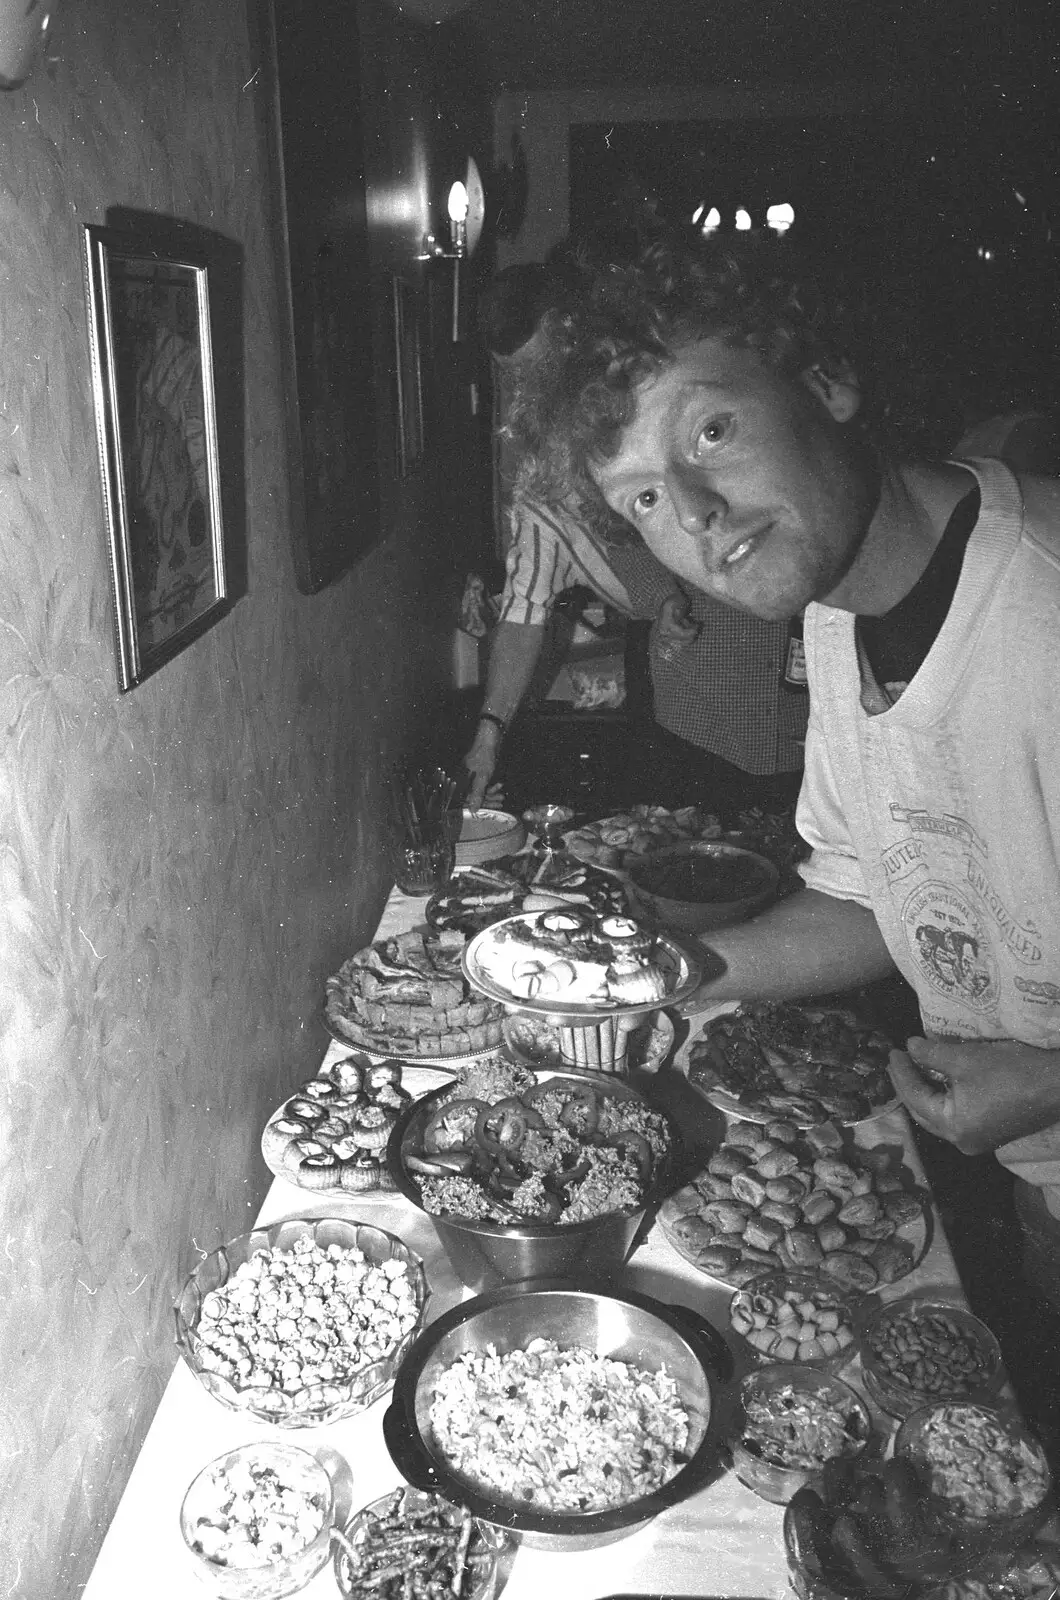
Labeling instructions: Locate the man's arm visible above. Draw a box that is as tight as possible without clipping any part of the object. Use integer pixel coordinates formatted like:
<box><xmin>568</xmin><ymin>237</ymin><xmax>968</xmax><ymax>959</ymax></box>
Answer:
<box><xmin>679</xmin><ymin>887</ymin><xmax>897</xmax><ymax>1009</ymax></box>
<box><xmin>463</xmin><ymin>620</ymin><xmax>546</xmax><ymax>809</ymax></box>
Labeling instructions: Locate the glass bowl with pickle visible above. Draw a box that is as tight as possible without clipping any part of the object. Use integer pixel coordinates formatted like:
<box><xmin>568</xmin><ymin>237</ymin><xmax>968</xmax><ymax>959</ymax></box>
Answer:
<box><xmin>733</xmin><ymin>1363</ymin><xmax>872</xmax><ymax>1504</ymax></box>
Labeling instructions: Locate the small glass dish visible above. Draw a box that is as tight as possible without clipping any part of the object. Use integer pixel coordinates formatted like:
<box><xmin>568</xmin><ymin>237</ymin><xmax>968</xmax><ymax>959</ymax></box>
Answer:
<box><xmin>856</xmin><ymin>1295</ymin><xmax>1004</xmax><ymax>1419</ymax></box>
<box><xmin>921</xmin><ymin>1537</ymin><xmax>1060</xmax><ymax>1600</ymax></box>
<box><xmin>894</xmin><ymin>1400</ymin><xmax>1054</xmax><ymax>1558</ymax></box>
<box><xmin>732</xmin><ymin>1363</ymin><xmax>873</xmax><ymax>1504</ymax></box>
<box><xmin>728</xmin><ymin>1270</ymin><xmax>860</xmax><ymax>1373</ymax></box>
<box><xmin>180</xmin><ymin>1441</ymin><xmax>333</xmax><ymax>1599</ymax></box>
<box><xmin>783</xmin><ymin>1455</ymin><xmax>982</xmax><ymax>1600</ymax></box>
<box><xmin>174</xmin><ymin>1217</ymin><xmax>429</xmax><ymax>1426</ymax></box>
<box><xmin>333</xmin><ymin>1486</ymin><xmax>512</xmax><ymax>1600</ymax></box>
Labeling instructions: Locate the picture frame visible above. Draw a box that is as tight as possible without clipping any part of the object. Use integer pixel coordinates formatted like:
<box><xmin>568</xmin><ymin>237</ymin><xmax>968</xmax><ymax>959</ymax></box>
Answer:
<box><xmin>82</xmin><ymin>217</ymin><xmax>242</xmax><ymax>691</ymax></box>
<box><xmin>392</xmin><ymin>274</ymin><xmax>425</xmax><ymax>479</ymax></box>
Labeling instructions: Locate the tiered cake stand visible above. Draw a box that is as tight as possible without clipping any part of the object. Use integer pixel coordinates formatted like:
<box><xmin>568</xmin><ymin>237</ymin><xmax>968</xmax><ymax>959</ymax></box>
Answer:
<box><xmin>461</xmin><ymin>913</ymin><xmax>702</xmax><ymax>1074</ymax></box>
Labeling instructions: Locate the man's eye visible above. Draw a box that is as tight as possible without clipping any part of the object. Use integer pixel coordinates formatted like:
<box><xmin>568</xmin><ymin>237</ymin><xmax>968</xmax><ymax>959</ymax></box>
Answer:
<box><xmin>632</xmin><ymin>488</ymin><xmax>659</xmax><ymax>515</ymax></box>
<box><xmin>694</xmin><ymin>416</ymin><xmax>732</xmax><ymax>452</ymax></box>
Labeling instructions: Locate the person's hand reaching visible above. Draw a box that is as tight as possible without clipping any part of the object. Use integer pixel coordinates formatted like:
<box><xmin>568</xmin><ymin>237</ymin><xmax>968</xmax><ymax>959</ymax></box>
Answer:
<box><xmin>888</xmin><ymin>1034</ymin><xmax>1060</xmax><ymax>1154</ymax></box>
<box><xmin>463</xmin><ymin>720</ymin><xmax>504</xmax><ymax>811</ymax></box>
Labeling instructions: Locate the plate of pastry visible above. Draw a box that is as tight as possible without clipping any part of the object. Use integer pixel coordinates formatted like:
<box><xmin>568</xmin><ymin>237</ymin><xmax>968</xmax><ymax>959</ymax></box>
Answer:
<box><xmin>659</xmin><ymin>1115</ymin><xmax>929</xmax><ymax>1291</ymax></box>
<box><xmin>686</xmin><ymin>1000</ymin><xmax>900</xmax><ymax>1126</ymax></box>
<box><xmin>462</xmin><ymin>907</ymin><xmax>701</xmax><ymax>1020</ymax></box>
<box><xmin>324</xmin><ymin>928</ymin><xmax>507</xmax><ymax>1059</ymax></box>
<box><xmin>261</xmin><ymin>1054</ymin><xmax>454</xmax><ymax>1195</ymax></box>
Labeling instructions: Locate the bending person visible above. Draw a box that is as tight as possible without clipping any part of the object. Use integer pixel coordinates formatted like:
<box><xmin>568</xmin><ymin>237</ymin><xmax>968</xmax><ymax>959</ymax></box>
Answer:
<box><xmin>506</xmin><ymin>226</ymin><xmax>1060</xmax><ymax>1306</ymax></box>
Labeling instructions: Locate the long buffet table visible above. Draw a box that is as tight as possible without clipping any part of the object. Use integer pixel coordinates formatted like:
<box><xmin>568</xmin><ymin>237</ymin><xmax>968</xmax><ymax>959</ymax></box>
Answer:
<box><xmin>83</xmin><ymin>886</ymin><xmax>983</xmax><ymax>1600</ymax></box>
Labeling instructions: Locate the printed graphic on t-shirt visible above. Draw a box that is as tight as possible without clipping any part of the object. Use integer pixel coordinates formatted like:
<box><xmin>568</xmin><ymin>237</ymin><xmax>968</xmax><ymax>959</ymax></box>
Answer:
<box><xmin>1015</xmin><ymin>976</ymin><xmax>1060</xmax><ymax>1006</ymax></box>
<box><xmin>902</xmin><ymin>879</ymin><xmax>999</xmax><ymax>1012</ymax></box>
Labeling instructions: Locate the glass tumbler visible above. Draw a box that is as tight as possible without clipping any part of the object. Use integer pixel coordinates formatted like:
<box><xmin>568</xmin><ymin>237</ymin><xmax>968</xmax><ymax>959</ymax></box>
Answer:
<box><xmin>393</xmin><ymin>832</ymin><xmax>454</xmax><ymax>895</ymax></box>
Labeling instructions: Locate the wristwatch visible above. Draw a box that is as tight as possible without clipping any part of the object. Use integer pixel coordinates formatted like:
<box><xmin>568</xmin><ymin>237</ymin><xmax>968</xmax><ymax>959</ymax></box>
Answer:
<box><xmin>477</xmin><ymin>711</ymin><xmax>507</xmax><ymax>736</ymax></box>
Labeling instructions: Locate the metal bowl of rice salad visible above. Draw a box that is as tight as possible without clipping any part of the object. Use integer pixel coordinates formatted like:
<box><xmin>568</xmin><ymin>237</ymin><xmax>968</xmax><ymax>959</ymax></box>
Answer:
<box><xmin>381</xmin><ymin>1279</ymin><xmax>730</xmax><ymax>1551</ymax></box>
<box><xmin>386</xmin><ymin>1063</ymin><xmax>680</xmax><ymax>1292</ymax></box>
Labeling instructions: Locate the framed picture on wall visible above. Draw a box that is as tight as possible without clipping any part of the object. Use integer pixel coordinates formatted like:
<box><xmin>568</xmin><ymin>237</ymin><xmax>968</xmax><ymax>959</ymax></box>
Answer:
<box><xmin>392</xmin><ymin>274</ymin><xmax>425</xmax><ymax>479</ymax></box>
<box><xmin>82</xmin><ymin>217</ymin><xmax>244</xmax><ymax>692</ymax></box>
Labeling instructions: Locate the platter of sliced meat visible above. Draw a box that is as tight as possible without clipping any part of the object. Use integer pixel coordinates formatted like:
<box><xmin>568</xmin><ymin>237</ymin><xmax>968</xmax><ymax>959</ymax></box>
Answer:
<box><xmin>686</xmin><ymin>1000</ymin><xmax>899</xmax><ymax>1126</ymax></box>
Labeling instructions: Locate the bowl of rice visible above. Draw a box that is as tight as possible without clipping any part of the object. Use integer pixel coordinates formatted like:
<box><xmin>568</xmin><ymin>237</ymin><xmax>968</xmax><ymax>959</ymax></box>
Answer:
<box><xmin>381</xmin><ymin>1279</ymin><xmax>731</xmax><ymax>1551</ymax></box>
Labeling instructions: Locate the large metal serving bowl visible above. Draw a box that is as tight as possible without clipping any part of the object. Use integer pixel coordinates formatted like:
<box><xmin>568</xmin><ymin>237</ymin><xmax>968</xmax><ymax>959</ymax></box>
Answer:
<box><xmin>382</xmin><ymin>1279</ymin><xmax>732</xmax><ymax>1551</ymax></box>
<box><xmin>386</xmin><ymin>1069</ymin><xmax>680</xmax><ymax>1293</ymax></box>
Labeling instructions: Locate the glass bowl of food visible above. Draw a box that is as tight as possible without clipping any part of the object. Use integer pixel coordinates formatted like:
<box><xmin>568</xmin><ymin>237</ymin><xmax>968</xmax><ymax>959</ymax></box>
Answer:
<box><xmin>921</xmin><ymin>1537</ymin><xmax>1060</xmax><ymax>1600</ymax></box>
<box><xmin>332</xmin><ymin>1486</ymin><xmax>512</xmax><ymax>1600</ymax></box>
<box><xmin>728</xmin><ymin>1271</ymin><xmax>860</xmax><ymax>1374</ymax></box>
<box><xmin>180</xmin><ymin>1441</ymin><xmax>333</xmax><ymax>1599</ymax></box>
<box><xmin>893</xmin><ymin>1401</ymin><xmax>1054</xmax><ymax>1560</ymax></box>
<box><xmin>732</xmin><ymin>1364</ymin><xmax>873</xmax><ymax>1504</ymax></box>
<box><xmin>856</xmin><ymin>1295</ymin><xmax>1004</xmax><ymax>1419</ymax></box>
<box><xmin>173</xmin><ymin>1217</ymin><xmax>429</xmax><ymax>1426</ymax></box>
<box><xmin>783</xmin><ymin>1453</ymin><xmax>976</xmax><ymax>1600</ymax></box>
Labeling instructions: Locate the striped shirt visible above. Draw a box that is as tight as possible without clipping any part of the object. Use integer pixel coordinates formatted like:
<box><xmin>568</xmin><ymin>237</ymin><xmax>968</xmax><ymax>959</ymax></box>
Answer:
<box><xmin>497</xmin><ymin>498</ymin><xmax>808</xmax><ymax>775</ymax></box>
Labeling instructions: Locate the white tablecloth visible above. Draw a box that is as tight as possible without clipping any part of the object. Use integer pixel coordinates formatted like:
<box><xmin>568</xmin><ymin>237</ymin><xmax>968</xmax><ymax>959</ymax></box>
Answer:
<box><xmin>82</xmin><ymin>886</ymin><xmax>976</xmax><ymax>1600</ymax></box>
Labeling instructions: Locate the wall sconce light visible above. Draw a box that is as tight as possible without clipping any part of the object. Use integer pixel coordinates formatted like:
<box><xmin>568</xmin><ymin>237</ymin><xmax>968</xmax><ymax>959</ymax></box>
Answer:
<box><xmin>447</xmin><ymin>181</ymin><xmax>468</xmax><ymax>342</ymax></box>
<box><xmin>418</xmin><ymin>159</ymin><xmax>484</xmax><ymax>342</ymax></box>
<box><xmin>447</xmin><ymin>180</ymin><xmax>469</xmax><ymax>256</ymax></box>
<box><xmin>0</xmin><ymin>0</ymin><xmax>56</xmax><ymax>88</ymax></box>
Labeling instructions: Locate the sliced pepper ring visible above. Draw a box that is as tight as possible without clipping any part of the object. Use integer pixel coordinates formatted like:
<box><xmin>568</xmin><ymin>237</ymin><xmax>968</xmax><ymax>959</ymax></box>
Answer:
<box><xmin>422</xmin><ymin>1097</ymin><xmax>489</xmax><ymax>1154</ymax></box>
<box><xmin>475</xmin><ymin>1097</ymin><xmax>546</xmax><ymax>1158</ymax></box>
<box><xmin>406</xmin><ymin>1149</ymin><xmax>476</xmax><ymax>1178</ymax></box>
<box><xmin>524</xmin><ymin>1079</ymin><xmax>601</xmax><ymax>1135</ymax></box>
<box><xmin>602</xmin><ymin>1128</ymin><xmax>653</xmax><ymax>1182</ymax></box>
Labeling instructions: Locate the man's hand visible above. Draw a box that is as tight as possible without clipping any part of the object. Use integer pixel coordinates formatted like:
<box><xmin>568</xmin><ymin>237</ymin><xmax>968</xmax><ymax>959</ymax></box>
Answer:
<box><xmin>888</xmin><ymin>1035</ymin><xmax>1060</xmax><ymax>1154</ymax></box>
<box><xmin>655</xmin><ymin>592</ymin><xmax>700</xmax><ymax>647</ymax></box>
<box><xmin>463</xmin><ymin>721</ymin><xmax>503</xmax><ymax>811</ymax></box>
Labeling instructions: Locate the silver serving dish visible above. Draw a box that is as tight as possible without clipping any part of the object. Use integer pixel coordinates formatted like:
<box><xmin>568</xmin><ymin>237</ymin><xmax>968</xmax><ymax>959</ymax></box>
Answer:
<box><xmin>382</xmin><ymin>1280</ymin><xmax>732</xmax><ymax>1551</ymax></box>
<box><xmin>461</xmin><ymin>911</ymin><xmax>702</xmax><ymax>1023</ymax></box>
<box><xmin>386</xmin><ymin>1069</ymin><xmax>680</xmax><ymax>1292</ymax></box>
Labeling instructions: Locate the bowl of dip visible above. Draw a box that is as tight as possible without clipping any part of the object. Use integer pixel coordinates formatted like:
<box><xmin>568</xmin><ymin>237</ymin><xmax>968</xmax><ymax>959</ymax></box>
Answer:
<box><xmin>625</xmin><ymin>841</ymin><xmax>779</xmax><ymax>933</ymax></box>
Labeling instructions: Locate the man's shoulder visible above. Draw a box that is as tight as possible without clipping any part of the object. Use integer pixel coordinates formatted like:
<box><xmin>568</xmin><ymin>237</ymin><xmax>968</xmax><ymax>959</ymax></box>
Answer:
<box><xmin>944</xmin><ymin>456</ymin><xmax>1060</xmax><ymax>577</ymax></box>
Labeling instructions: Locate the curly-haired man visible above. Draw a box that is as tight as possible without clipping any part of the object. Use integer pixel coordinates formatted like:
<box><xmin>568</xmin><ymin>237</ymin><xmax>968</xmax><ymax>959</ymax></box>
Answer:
<box><xmin>510</xmin><ymin>228</ymin><xmax>1060</xmax><ymax>1309</ymax></box>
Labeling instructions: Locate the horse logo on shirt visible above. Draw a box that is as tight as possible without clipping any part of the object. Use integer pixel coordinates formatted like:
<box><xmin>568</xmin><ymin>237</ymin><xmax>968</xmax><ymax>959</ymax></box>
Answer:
<box><xmin>903</xmin><ymin>880</ymin><xmax>999</xmax><ymax>1013</ymax></box>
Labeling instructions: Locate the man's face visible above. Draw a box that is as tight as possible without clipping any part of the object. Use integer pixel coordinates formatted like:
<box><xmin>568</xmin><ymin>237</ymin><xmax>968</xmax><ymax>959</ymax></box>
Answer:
<box><xmin>590</xmin><ymin>337</ymin><xmax>875</xmax><ymax>620</ymax></box>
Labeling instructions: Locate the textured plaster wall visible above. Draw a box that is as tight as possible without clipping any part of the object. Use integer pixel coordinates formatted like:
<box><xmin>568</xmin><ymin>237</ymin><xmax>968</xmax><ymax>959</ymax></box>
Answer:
<box><xmin>0</xmin><ymin>2</ymin><xmax>470</xmax><ymax>1594</ymax></box>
